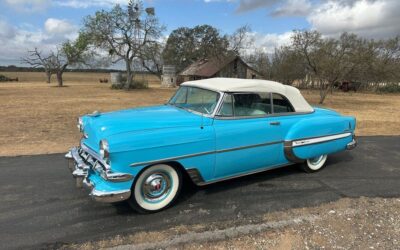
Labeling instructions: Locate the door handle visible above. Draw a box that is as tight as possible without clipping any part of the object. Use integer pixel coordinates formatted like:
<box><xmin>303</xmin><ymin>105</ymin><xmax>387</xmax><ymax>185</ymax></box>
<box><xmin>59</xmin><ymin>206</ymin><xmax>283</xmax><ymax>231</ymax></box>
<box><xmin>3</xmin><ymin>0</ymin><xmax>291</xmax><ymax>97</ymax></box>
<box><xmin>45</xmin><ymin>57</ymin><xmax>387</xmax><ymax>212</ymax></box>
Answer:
<box><xmin>270</xmin><ymin>121</ymin><xmax>280</xmax><ymax>126</ymax></box>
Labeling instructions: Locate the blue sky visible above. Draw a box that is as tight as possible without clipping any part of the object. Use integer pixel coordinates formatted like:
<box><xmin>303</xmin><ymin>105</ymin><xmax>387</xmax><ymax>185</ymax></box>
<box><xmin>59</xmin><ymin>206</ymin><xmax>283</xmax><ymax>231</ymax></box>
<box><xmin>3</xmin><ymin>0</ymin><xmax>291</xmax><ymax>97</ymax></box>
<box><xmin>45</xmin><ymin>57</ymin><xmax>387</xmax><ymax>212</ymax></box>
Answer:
<box><xmin>0</xmin><ymin>0</ymin><xmax>399</xmax><ymax>66</ymax></box>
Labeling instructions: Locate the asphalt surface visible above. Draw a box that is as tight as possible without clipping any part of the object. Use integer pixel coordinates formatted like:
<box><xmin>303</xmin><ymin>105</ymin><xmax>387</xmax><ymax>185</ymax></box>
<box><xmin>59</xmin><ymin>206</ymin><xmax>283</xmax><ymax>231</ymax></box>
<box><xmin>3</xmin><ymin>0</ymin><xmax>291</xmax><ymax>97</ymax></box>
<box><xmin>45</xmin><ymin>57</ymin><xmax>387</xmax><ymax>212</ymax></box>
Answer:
<box><xmin>0</xmin><ymin>136</ymin><xmax>399</xmax><ymax>249</ymax></box>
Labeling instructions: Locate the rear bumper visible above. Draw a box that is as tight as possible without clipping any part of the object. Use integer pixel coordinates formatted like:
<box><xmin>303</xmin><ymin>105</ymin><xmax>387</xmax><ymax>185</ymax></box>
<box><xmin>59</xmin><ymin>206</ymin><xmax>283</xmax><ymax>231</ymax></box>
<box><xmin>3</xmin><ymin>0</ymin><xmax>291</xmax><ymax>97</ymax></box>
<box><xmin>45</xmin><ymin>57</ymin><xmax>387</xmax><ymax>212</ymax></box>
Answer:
<box><xmin>346</xmin><ymin>135</ymin><xmax>357</xmax><ymax>150</ymax></box>
<box><xmin>65</xmin><ymin>146</ymin><xmax>132</xmax><ymax>203</ymax></box>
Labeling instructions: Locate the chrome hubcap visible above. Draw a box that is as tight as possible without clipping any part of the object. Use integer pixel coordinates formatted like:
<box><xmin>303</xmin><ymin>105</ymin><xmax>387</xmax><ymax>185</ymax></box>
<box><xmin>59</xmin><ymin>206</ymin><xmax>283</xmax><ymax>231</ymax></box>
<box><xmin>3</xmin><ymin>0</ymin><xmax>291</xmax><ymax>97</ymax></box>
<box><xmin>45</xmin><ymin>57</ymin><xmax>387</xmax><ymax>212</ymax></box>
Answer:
<box><xmin>309</xmin><ymin>155</ymin><xmax>324</xmax><ymax>165</ymax></box>
<box><xmin>142</xmin><ymin>173</ymin><xmax>171</xmax><ymax>202</ymax></box>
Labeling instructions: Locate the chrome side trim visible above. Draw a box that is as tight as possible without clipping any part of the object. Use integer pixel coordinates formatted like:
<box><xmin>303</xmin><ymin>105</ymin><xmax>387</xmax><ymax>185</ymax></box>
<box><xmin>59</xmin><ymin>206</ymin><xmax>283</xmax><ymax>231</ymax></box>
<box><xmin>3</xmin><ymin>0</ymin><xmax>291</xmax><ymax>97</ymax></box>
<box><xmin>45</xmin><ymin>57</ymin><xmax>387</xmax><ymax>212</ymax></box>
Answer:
<box><xmin>187</xmin><ymin>163</ymin><xmax>293</xmax><ymax>186</ymax></box>
<box><xmin>130</xmin><ymin>150</ymin><xmax>215</xmax><ymax>167</ymax></box>
<box><xmin>291</xmin><ymin>132</ymin><xmax>352</xmax><ymax>147</ymax></box>
<box><xmin>216</xmin><ymin>140</ymin><xmax>282</xmax><ymax>154</ymax></box>
<box><xmin>130</xmin><ymin>140</ymin><xmax>283</xmax><ymax>167</ymax></box>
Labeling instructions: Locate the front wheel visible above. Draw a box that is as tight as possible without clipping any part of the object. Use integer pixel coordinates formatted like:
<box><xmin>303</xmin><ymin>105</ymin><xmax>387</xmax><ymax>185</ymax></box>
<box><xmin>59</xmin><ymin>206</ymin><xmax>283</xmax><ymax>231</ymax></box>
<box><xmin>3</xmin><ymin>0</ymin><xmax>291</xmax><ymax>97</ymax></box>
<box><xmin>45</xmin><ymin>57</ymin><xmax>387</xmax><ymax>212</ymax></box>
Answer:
<box><xmin>301</xmin><ymin>154</ymin><xmax>328</xmax><ymax>173</ymax></box>
<box><xmin>128</xmin><ymin>164</ymin><xmax>182</xmax><ymax>213</ymax></box>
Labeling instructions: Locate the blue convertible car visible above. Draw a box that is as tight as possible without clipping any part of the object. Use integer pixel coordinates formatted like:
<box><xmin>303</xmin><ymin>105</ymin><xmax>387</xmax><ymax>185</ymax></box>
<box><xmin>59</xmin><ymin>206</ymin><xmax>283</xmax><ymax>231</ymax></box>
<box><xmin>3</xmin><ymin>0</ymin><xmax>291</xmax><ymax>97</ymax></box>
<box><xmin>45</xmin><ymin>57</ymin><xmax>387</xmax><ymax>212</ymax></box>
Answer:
<box><xmin>66</xmin><ymin>78</ymin><xmax>357</xmax><ymax>213</ymax></box>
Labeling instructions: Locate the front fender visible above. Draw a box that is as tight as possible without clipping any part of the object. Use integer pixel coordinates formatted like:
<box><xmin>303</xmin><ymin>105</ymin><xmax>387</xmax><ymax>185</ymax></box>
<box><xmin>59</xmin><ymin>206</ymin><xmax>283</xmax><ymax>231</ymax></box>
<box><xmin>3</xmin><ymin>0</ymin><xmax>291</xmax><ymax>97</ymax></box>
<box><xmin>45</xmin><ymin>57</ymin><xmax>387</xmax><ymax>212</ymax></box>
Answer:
<box><xmin>106</xmin><ymin>126</ymin><xmax>216</xmax><ymax>180</ymax></box>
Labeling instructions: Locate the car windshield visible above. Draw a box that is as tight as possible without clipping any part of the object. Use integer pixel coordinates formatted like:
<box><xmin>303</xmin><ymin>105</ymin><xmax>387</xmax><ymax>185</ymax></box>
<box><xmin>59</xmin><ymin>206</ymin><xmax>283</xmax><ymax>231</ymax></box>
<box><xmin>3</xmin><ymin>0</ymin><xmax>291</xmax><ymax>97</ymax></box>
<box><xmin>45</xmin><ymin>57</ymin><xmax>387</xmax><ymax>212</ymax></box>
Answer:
<box><xmin>169</xmin><ymin>86</ymin><xmax>220</xmax><ymax>115</ymax></box>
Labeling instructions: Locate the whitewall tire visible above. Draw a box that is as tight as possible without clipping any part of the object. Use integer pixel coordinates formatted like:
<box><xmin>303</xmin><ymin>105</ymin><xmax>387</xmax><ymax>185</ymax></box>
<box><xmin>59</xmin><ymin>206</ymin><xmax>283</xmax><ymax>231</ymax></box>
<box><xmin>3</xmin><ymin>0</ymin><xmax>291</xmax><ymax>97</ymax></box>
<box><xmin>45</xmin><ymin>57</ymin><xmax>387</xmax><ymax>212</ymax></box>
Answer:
<box><xmin>128</xmin><ymin>164</ymin><xmax>182</xmax><ymax>213</ymax></box>
<box><xmin>301</xmin><ymin>155</ymin><xmax>328</xmax><ymax>173</ymax></box>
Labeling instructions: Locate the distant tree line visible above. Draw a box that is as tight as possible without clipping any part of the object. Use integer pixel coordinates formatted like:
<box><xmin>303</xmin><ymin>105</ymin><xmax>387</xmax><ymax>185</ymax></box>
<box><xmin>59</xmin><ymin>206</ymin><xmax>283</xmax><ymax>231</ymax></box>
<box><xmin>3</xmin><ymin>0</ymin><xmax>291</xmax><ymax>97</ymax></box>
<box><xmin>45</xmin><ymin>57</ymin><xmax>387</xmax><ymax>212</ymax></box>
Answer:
<box><xmin>21</xmin><ymin>0</ymin><xmax>399</xmax><ymax>103</ymax></box>
<box><xmin>245</xmin><ymin>31</ymin><xmax>400</xmax><ymax>103</ymax></box>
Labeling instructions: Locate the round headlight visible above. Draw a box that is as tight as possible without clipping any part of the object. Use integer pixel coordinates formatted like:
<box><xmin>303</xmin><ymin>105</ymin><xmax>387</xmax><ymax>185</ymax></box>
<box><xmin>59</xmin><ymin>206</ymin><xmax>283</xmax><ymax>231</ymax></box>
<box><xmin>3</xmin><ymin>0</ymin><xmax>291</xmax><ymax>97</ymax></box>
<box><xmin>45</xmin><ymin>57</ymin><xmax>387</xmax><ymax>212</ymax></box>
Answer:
<box><xmin>99</xmin><ymin>139</ymin><xmax>110</xmax><ymax>163</ymax></box>
<box><xmin>77</xmin><ymin>117</ymin><xmax>84</xmax><ymax>132</ymax></box>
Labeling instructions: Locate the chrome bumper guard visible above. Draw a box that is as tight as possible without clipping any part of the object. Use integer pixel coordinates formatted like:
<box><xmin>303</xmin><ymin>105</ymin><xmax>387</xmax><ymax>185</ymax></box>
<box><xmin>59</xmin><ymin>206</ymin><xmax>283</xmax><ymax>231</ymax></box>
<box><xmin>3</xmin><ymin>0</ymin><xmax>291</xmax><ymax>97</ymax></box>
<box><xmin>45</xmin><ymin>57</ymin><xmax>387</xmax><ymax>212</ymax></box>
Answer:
<box><xmin>65</xmin><ymin>146</ymin><xmax>132</xmax><ymax>203</ymax></box>
<box><xmin>346</xmin><ymin>135</ymin><xmax>357</xmax><ymax>150</ymax></box>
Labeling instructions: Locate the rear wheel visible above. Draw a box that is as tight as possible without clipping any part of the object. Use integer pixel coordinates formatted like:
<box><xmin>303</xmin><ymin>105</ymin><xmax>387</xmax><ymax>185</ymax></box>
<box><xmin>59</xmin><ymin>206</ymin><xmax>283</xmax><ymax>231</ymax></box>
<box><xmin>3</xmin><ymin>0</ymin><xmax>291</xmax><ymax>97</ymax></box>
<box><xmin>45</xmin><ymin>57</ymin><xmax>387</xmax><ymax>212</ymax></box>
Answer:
<box><xmin>128</xmin><ymin>164</ymin><xmax>182</xmax><ymax>213</ymax></box>
<box><xmin>301</xmin><ymin>154</ymin><xmax>328</xmax><ymax>173</ymax></box>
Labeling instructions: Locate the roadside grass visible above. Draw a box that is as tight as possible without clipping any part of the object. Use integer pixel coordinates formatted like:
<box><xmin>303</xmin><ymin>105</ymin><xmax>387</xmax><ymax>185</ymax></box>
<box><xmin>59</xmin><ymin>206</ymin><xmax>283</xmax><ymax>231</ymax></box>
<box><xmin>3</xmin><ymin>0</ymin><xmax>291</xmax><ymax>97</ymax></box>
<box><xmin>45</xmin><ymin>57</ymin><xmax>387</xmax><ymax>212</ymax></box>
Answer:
<box><xmin>0</xmin><ymin>74</ymin><xmax>399</xmax><ymax>156</ymax></box>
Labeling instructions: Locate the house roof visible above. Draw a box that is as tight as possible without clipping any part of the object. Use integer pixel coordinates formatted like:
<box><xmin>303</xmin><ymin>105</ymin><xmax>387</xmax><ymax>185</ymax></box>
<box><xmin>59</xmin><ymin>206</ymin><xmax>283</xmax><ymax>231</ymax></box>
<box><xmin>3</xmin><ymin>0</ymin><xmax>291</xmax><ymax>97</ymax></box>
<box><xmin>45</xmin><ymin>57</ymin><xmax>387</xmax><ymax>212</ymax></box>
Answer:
<box><xmin>179</xmin><ymin>56</ymin><xmax>245</xmax><ymax>77</ymax></box>
<box><xmin>181</xmin><ymin>78</ymin><xmax>314</xmax><ymax>113</ymax></box>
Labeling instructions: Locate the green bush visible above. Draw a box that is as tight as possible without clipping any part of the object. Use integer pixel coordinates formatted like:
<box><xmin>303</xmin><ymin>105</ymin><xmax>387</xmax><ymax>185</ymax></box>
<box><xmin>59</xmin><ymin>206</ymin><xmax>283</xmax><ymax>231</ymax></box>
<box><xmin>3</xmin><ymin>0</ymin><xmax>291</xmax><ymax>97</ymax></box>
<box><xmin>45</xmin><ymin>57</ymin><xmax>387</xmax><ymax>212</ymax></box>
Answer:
<box><xmin>377</xmin><ymin>84</ymin><xmax>400</xmax><ymax>93</ymax></box>
<box><xmin>111</xmin><ymin>79</ymin><xmax>149</xmax><ymax>90</ymax></box>
<box><xmin>0</xmin><ymin>75</ymin><xmax>9</xmax><ymax>81</ymax></box>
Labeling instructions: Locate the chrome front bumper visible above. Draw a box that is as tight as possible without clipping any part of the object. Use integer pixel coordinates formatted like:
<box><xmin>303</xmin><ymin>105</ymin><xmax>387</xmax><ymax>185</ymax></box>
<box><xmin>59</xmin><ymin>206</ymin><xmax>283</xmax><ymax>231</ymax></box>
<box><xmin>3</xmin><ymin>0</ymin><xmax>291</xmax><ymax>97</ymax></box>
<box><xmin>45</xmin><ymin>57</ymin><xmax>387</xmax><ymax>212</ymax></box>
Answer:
<box><xmin>65</xmin><ymin>146</ymin><xmax>132</xmax><ymax>203</ymax></box>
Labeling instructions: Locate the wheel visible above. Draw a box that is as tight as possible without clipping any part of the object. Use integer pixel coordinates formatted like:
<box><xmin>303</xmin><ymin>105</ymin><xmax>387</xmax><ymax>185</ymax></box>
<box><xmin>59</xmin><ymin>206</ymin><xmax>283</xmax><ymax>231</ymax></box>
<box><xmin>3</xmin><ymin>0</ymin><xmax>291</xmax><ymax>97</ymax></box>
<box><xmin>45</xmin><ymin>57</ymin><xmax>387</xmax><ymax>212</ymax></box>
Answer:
<box><xmin>301</xmin><ymin>154</ymin><xmax>328</xmax><ymax>173</ymax></box>
<box><xmin>128</xmin><ymin>164</ymin><xmax>182</xmax><ymax>213</ymax></box>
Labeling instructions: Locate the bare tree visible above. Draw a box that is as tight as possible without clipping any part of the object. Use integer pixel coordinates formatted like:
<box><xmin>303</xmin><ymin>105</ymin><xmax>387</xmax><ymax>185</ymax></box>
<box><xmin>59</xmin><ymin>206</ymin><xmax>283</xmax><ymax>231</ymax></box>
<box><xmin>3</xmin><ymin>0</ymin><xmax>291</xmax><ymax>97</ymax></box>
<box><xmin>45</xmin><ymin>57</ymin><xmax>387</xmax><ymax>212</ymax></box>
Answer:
<box><xmin>83</xmin><ymin>0</ymin><xmax>164</xmax><ymax>89</ymax></box>
<box><xmin>245</xmin><ymin>49</ymin><xmax>271</xmax><ymax>79</ymax></box>
<box><xmin>292</xmin><ymin>31</ymin><xmax>369</xmax><ymax>104</ymax></box>
<box><xmin>22</xmin><ymin>48</ymin><xmax>55</xmax><ymax>83</ymax></box>
<box><xmin>229</xmin><ymin>25</ymin><xmax>254</xmax><ymax>56</ymax></box>
<box><xmin>270</xmin><ymin>46</ymin><xmax>306</xmax><ymax>85</ymax></box>
<box><xmin>23</xmin><ymin>33</ymin><xmax>90</xmax><ymax>87</ymax></box>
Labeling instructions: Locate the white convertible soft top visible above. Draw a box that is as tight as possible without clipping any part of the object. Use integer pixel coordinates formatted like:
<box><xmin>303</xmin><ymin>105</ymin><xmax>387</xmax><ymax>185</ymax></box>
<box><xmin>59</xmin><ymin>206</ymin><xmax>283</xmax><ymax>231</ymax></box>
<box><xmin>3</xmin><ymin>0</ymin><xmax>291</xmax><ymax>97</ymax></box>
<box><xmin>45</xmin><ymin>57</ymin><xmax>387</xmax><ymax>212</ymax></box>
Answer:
<box><xmin>181</xmin><ymin>78</ymin><xmax>314</xmax><ymax>113</ymax></box>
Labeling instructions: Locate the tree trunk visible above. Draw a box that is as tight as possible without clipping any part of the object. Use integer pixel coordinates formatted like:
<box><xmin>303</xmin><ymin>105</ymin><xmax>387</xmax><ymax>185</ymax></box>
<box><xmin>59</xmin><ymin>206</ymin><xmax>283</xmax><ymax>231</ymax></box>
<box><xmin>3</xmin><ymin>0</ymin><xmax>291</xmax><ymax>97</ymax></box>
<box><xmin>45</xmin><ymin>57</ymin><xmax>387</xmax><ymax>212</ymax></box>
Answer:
<box><xmin>45</xmin><ymin>71</ymin><xmax>52</xmax><ymax>84</ymax></box>
<box><xmin>56</xmin><ymin>72</ymin><xmax>63</xmax><ymax>87</ymax></box>
<box><xmin>319</xmin><ymin>81</ymin><xmax>334</xmax><ymax>104</ymax></box>
<box><xmin>125</xmin><ymin>60</ymin><xmax>134</xmax><ymax>89</ymax></box>
<box><xmin>56</xmin><ymin>64</ymin><xmax>68</xmax><ymax>87</ymax></box>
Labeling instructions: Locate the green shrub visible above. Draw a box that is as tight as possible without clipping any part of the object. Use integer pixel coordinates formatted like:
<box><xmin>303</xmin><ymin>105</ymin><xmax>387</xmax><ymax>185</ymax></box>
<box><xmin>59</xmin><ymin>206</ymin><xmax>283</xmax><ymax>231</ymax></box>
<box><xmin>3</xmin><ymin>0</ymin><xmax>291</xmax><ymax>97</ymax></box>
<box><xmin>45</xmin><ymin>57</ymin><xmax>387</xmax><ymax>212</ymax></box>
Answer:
<box><xmin>0</xmin><ymin>75</ymin><xmax>8</xmax><ymax>81</ymax></box>
<box><xmin>377</xmin><ymin>84</ymin><xmax>400</xmax><ymax>93</ymax></box>
<box><xmin>111</xmin><ymin>79</ymin><xmax>149</xmax><ymax>90</ymax></box>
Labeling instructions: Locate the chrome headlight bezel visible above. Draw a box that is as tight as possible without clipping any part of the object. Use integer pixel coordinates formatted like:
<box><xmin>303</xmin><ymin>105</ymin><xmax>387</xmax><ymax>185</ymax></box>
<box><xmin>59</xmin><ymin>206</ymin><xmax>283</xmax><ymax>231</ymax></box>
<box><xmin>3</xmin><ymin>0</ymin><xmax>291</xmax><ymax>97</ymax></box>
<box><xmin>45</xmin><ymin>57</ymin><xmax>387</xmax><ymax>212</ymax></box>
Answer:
<box><xmin>99</xmin><ymin>139</ymin><xmax>110</xmax><ymax>164</ymax></box>
<box><xmin>77</xmin><ymin>117</ymin><xmax>84</xmax><ymax>132</ymax></box>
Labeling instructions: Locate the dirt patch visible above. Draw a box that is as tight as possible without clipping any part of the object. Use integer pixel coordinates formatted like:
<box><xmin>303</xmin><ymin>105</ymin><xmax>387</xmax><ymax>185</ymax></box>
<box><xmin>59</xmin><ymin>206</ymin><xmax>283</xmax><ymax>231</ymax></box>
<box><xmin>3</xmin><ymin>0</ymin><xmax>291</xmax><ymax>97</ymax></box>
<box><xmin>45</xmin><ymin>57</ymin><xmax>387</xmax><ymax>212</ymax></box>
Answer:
<box><xmin>64</xmin><ymin>197</ymin><xmax>400</xmax><ymax>249</ymax></box>
<box><xmin>0</xmin><ymin>79</ymin><xmax>399</xmax><ymax>156</ymax></box>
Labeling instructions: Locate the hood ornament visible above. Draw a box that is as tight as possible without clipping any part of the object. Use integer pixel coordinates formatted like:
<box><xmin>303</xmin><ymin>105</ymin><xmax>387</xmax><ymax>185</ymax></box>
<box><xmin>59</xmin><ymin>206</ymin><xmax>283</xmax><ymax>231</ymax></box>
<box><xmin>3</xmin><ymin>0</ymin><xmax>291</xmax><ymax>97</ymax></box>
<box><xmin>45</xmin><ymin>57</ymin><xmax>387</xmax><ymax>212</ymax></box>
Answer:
<box><xmin>88</xmin><ymin>110</ymin><xmax>101</xmax><ymax>117</ymax></box>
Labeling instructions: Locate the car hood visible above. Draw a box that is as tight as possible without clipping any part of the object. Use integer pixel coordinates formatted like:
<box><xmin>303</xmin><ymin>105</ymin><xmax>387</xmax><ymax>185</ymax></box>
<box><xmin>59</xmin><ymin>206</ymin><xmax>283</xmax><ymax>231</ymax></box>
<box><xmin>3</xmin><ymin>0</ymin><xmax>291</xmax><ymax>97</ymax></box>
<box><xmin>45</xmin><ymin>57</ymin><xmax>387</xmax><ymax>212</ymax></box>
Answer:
<box><xmin>82</xmin><ymin>105</ymin><xmax>207</xmax><ymax>150</ymax></box>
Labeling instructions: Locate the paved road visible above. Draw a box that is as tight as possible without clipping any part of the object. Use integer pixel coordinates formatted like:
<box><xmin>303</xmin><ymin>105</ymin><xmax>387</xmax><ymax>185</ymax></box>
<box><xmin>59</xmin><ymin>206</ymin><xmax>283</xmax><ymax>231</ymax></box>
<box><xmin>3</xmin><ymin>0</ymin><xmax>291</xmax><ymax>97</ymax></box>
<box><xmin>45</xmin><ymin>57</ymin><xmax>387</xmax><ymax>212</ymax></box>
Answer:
<box><xmin>0</xmin><ymin>136</ymin><xmax>399</xmax><ymax>249</ymax></box>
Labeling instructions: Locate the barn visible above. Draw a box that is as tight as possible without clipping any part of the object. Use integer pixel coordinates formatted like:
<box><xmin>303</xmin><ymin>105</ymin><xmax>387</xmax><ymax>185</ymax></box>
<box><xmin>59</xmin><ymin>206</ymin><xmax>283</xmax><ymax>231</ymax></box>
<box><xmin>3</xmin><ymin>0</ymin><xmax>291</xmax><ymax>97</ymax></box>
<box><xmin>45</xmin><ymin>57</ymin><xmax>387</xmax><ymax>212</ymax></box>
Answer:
<box><xmin>177</xmin><ymin>56</ymin><xmax>263</xmax><ymax>85</ymax></box>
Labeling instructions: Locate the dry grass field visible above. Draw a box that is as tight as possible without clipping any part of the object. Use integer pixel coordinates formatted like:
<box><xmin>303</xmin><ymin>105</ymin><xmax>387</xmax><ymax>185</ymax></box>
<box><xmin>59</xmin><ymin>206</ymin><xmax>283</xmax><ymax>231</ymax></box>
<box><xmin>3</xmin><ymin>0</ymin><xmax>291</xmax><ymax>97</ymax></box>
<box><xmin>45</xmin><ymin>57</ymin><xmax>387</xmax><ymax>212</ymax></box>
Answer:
<box><xmin>0</xmin><ymin>72</ymin><xmax>399</xmax><ymax>156</ymax></box>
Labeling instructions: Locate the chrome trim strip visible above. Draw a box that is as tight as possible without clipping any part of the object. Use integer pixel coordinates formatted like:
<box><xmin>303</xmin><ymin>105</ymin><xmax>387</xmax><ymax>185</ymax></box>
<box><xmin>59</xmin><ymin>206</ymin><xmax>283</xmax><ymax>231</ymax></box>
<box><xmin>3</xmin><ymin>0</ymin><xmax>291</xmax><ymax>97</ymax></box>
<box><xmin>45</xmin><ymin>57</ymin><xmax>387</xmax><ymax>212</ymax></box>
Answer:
<box><xmin>216</xmin><ymin>140</ymin><xmax>282</xmax><ymax>154</ymax></box>
<box><xmin>291</xmin><ymin>132</ymin><xmax>352</xmax><ymax>147</ymax></box>
<box><xmin>188</xmin><ymin>163</ymin><xmax>293</xmax><ymax>186</ymax></box>
<box><xmin>130</xmin><ymin>140</ymin><xmax>283</xmax><ymax>167</ymax></box>
<box><xmin>130</xmin><ymin>150</ymin><xmax>215</xmax><ymax>167</ymax></box>
<box><xmin>214</xmin><ymin>111</ymin><xmax>314</xmax><ymax>120</ymax></box>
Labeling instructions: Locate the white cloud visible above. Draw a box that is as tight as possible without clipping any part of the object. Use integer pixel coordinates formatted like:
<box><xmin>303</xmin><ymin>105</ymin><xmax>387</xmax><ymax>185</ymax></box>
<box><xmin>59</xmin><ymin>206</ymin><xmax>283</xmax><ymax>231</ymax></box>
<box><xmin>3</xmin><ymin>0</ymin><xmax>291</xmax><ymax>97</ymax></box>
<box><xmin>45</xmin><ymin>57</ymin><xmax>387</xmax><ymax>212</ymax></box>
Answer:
<box><xmin>0</xmin><ymin>18</ymin><xmax>78</xmax><ymax>65</ymax></box>
<box><xmin>271</xmin><ymin>0</ymin><xmax>312</xmax><ymax>17</ymax></box>
<box><xmin>4</xmin><ymin>0</ymin><xmax>51</xmax><ymax>12</ymax></box>
<box><xmin>44</xmin><ymin>18</ymin><xmax>76</xmax><ymax>35</ymax></box>
<box><xmin>247</xmin><ymin>31</ymin><xmax>293</xmax><ymax>54</ymax></box>
<box><xmin>54</xmin><ymin>0</ymin><xmax>137</xmax><ymax>8</ymax></box>
<box><xmin>308</xmin><ymin>0</ymin><xmax>400</xmax><ymax>38</ymax></box>
<box><xmin>0</xmin><ymin>20</ymin><xmax>17</xmax><ymax>41</ymax></box>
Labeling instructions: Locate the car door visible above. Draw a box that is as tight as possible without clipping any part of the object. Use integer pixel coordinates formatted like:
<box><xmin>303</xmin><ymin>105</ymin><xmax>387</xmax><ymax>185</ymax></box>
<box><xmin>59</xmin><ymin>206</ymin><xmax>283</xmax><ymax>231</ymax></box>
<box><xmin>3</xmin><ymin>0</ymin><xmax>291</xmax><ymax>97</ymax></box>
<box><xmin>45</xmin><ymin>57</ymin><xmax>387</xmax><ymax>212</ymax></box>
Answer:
<box><xmin>212</xmin><ymin>93</ymin><xmax>282</xmax><ymax>179</ymax></box>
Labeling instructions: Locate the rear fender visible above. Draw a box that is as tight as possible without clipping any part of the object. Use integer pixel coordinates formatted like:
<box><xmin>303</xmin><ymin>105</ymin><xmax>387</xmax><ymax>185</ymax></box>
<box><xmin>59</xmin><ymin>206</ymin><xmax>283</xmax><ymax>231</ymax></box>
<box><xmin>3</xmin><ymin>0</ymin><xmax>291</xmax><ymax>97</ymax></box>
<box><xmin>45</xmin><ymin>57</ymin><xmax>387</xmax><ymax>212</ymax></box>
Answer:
<box><xmin>284</xmin><ymin>116</ymin><xmax>356</xmax><ymax>162</ymax></box>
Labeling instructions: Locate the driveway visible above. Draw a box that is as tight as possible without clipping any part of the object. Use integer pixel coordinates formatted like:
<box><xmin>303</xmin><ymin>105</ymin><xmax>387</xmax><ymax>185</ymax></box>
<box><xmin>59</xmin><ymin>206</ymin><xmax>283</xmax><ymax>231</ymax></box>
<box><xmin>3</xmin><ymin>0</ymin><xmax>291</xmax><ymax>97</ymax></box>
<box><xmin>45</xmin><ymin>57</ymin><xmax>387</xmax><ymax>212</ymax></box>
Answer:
<box><xmin>0</xmin><ymin>136</ymin><xmax>399</xmax><ymax>249</ymax></box>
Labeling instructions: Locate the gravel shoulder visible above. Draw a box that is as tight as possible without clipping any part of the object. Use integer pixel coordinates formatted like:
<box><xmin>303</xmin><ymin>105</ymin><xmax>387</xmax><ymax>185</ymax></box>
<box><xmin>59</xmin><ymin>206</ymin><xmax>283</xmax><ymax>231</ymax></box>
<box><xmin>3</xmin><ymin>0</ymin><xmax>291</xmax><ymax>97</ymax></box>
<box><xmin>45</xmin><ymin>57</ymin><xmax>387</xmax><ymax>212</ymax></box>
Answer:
<box><xmin>69</xmin><ymin>197</ymin><xmax>400</xmax><ymax>250</ymax></box>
